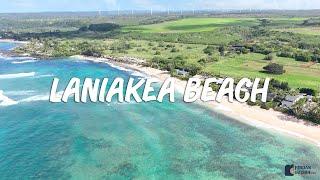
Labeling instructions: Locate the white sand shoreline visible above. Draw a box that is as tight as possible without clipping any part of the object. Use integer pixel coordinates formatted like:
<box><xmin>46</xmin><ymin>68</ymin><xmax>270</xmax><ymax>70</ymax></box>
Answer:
<box><xmin>0</xmin><ymin>39</ymin><xmax>28</xmax><ymax>44</ymax></box>
<box><xmin>70</xmin><ymin>55</ymin><xmax>320</xmax><ymax>148</ymax></box>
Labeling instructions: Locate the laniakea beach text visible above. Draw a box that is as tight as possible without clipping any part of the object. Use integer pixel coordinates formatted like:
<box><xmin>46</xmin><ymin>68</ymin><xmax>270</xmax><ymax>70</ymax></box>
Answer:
<box><xmin>49</xmin><ymin>77</ymin><xmax>270</xmax><ymax>103</ymax></box>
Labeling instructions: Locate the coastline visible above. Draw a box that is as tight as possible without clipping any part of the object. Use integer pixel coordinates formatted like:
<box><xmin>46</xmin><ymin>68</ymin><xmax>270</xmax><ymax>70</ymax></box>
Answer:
<box><xmin>71</xmin><ymin>55</ymin><xmax>320</xmax><ymax>147</ymax></box>
<box><xmin>0</xmin><ymin>39</ymin><xmax>28</xmax><ymax>44</ymax></box>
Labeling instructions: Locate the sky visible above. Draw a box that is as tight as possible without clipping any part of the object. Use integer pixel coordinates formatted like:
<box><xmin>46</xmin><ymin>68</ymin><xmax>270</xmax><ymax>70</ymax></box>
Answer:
<box><xmin>1</xmin><ymin>0</ymin><xmax>320</xmax><ymax>13</ymax></box>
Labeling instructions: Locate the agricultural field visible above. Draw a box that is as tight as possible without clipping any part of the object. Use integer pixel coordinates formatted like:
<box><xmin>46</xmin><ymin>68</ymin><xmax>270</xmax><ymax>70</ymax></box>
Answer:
<box><xmin>124</xmin><ymin>18</ymin><xmax>259</xmax><ymax>33</ymax></box>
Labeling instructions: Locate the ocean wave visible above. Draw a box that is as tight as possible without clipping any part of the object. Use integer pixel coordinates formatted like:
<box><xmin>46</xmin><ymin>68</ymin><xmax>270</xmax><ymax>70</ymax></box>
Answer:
<box><xmin>12</xmin><ymin>60</ymin><xmax>38</xmax><ymax>64</ymax></box>
<box><xmin>0</xmin><ymin>90</ymin><xmax>65</xmax><ymax>107</ymax></box>
<box><xmin>131</xmin><ymin>71</ymin><xmax>149</xmax><ymax>78</ymax></box>
<box><xmin>108</xmin><ymin>63</ymin><xmax>132</xmax><ymax>72</ymax></box>
<box><xmin>5</xmin><ymin>90</ymin><xmax>36</xmax><ymax>96</ymax></box>
<box><xmin>107</xmin><ymin>63</ymin><xmax>149</xmax><ymax>78</ymax></box>
<box><xmin>34</xmin><ymin>74</ymin><xmax>54</xmax><ymax>78</ymax></box>
<box><xmin>20</xmin><ymin>91</ymin><xmax>64</xmax><ymax>103</ymax></box>
<box><xmin>0</xmin><ymin>72</ymin><xmax>35</xmax><ymax>79</ymax></box>
<box><xmin>112</xmin><ymin>101</ymin><xmax>138</xmax><ymax>105</ymax></box>
<box><xmin>0</xmin><ymin>90</ymin><xmax>18</xmax><ymax>106</ymax></box>
<box><xmin>0</xmin><ymin>56</ymin><xmax>36</xmax><ymax>61</ymax></box>
<box><xmin>20</xmin><ymin>94</ymin><xmax>49</xmax><ymax>102</ymax></box>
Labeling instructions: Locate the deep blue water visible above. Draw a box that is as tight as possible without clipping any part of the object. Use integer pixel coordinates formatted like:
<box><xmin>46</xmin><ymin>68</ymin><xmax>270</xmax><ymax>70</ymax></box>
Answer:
<box><xmin>0</xmin><ymin>42</ymin><xmax>319</xmax><ymax>179</ymax></box>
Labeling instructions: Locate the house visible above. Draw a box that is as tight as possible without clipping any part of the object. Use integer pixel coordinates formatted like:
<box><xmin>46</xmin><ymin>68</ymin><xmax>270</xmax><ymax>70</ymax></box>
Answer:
<box><xmin>280</xmin><ymin>94</ymin><xmax>305</xmax><ymax>109</ymax></box>
<box><xmin>215</xmin><ymin>78</ymin><xmax>225</xmax><ymax>85</ymax></box>
<box><xmin>175</xmin><ymin>69</ymin><xmax>189</xmax><ymax>77</ymax></box>
<box><xmin>230</xmin><ymin>45</ymin><xmax>245</xmax><ymax>51</ymax></box>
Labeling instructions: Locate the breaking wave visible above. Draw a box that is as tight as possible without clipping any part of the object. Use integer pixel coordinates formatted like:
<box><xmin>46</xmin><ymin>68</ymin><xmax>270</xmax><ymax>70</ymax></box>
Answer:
<box><xmin>0</xmin><ymin>90</ymin><xmax>64</xmax><ymax>107</ymax></box>
<box><xmin>12</xmin><ymin>60</ymin><xmax>38</xmax><ymax>64</ymax></box>
<box><xmin>20</xmin><ymin>94</ymin><xmax>49</xmax><ymax>102</ymax></box>
<box><xmin>0</xmin><ymin>90</ymin><xmax>18</xmax><ymax>106</ymax></box>
<box><xmin>5</xmin><ymin>90</ymin><xmax>36</xmax><ymax>96</ymax></box>
<box><xmin>34</xmin><ymin>74</ymin><xmax>54</xmax><ymax>78</ymax></box>
<box><xmin>0</xmin><ymin>72</ymin><xmax>35</xmax><ymax>79</ymax></box>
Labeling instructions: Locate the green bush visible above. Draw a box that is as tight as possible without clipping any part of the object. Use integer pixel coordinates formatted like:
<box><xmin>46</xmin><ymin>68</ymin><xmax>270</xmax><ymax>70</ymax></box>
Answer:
<box><xmin>203</xmin><ymin>45</ymin><xmax>215</xmax><ymax>55</ymax></box>
<box><xmin>171</xmin><ymin>47</ymin><xmax>178</xmax><ymax>52</ymax></box>
<box><xmin>295</xmin><ymin>52</ymin><xmax>312</xmax><ymax>62</ymax></box>
<box><xmin>264</xmin><ymin>53</ymin><xmax>274</xmax><ymax>60</ymax></box>
<box><xmin>263</xmin><ymin>63</ymin><xmax>285</xmax><ymax>75</ymax></box>
<box><xmin>299</xmin><ymin>88</ymin><xmax>317</xmax><ymax>96</ymax></box>
<box><xmin>154</xmin><ymin>51</ymin><xmax>161</xmax><ymax>55</ymax></box>
<box><xmin>88</xmin><ymin>23</ymin><xmax>120</xmax><ymax>32</ymax></box>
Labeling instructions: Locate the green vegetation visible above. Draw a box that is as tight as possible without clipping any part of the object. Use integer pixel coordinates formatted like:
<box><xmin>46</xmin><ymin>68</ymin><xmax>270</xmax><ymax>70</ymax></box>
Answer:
<box><xmin>2</xmin><ymin>11</ymin><xmax>320</xmax><ymax>123</ymax></box>
<box><xmin>123</xmin><ymin>18</ymin><xmax>258</xmax><ymax>33</ymax></box>
<box><xmin>263</xmin><ymin>63</ymin><xmax>285</xmax><ymax>75</ymax></box>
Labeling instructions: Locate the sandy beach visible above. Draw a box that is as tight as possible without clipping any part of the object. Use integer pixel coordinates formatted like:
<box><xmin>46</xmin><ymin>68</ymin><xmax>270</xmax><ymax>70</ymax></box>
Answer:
<box><xmin>0</xmin><ymin>39</ymin><xmax>28</xmax><ymax>44</ymax></box>
<box><xmin>70</xmin><ymin>55</ymin><xmax>320</xmax><ymax>147</ymax></box>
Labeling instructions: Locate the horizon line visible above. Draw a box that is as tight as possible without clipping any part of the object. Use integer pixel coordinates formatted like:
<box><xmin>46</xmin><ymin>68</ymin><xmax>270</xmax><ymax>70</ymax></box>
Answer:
<box><xmin>1</xmin><ymin>9</ymin><xmax>320</xmax><ymax>14</ymax></box>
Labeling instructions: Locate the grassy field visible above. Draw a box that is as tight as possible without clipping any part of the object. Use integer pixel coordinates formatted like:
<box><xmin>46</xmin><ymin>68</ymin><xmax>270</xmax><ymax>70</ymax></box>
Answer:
<box><xmin>124</xmin><ymin>18</ymin><xmax>259</xmax><ymax>33</ymax></box>
<box><xmin>98</xmin><ymin>39</ymin><xmax>320</xmax><ymax>90</ymax></box>
<box><xmin>203</xmin><ymin>53</ymin><xmax>320</xmax><ymax>90</ymax></box>
<box><xmin>13</xmin><ymin>16</ymin><xmax>320</xmax><ymax>91</ymax></box>
<box><xmin>275</xmin><ymin>27</ymin><xmax>320</xmax><ymax>35</ymax></box>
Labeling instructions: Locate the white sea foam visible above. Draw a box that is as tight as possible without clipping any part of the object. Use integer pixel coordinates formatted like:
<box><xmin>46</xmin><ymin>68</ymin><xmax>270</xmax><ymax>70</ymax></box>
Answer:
<box><xmin>0</xmin><ymin>90</ymin><xmax>18</xmax><ymax>106</ymax></box>
<box><xmin>20</xmin><ymin>91</ymin><xmax>64</xmax><ymax>103</ymax></box>
<box><xmin>0</xmin><ymin>90</ymin><xmax>65</xmax><ymax>106</ymax></box>
<box><xmin>34</xmin><ymin>74</ymin><xmax>54</xmax><ymax>78</ymax></box>
<box><xmin>108</xmin><ymin>63</ymin><xmax>132</xmax><ymax>72</ymax></box>
<box><xmin>20</xmin><ymin>94</ymin><xmax>49</xmax><ymax>102</ymax></box>
<box><xmin>0</xmin><ymin>56</ymin><xmax>35</xmax><ymax>61</ymax></box>
<box><xmin>0</xmin><ymin>72</ymin><xmax>35</xmax><ymax>79</ymax></box>
<box><xmin>113</xmin><ymin>101</ymin><xmax>138</xmax><ymax>105</ymax></box>
<box><xmin>131</xmin><ymin>71</ymin><xmax>149</xmax><ymax>78</ymax></box>
<box><xmin>12</xmin><ymin>60</ymin><xmax>38</xmax><ymax>64</ymax></box>
<box><xmin>107</xmin><ymin>63</ymin><xmax>149</xmax><ymax>78</ymax></box>
<box><xmin>214</xmin><ymin>104</ymin><xmax>232</xmax><ymax>112</ymax></box>
<box><xmin>5</xmin><ymin>90</ymin><xmax>36</xmax><ymax>96</ymax></box>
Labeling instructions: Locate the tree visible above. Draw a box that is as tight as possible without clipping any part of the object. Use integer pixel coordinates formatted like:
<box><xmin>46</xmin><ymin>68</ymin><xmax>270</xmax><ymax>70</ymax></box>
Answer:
<box><xmin>263</xmin><ymin>63</ymin><xmax>285</xmax><ymax>75</ymax></box>
<box><xmin>81</xmin><ymin>49</ymin><xmax>102</xmax><ymax>57</ymax></box>
<box><xmin>259</xmin><ymin>19</ymin><xmax>271</xmax><ymax>26</ymax></box>
<box><xmin>88</xmin><ymin>23</ymin><xmax>120</xmax><ymax>32</ymax></box>
<box><xmin>295</xmin><ymin>52</ymin><xmax>312</xmax><ymax>62</ymax></box>
<box><xmin>218</xmin><ymin>45</ymin><xmax>225</xmax><ymax>56</ymax></box>
<box><xmin>185</xmin><ymin>63</ymin><xmax>202</xmax><ymax>76</ymax></box>
<box><xmin>78</xmin><ymin>26</ymin><xmax>88</xmax><ymax>32</ymax></box>
<box><xmin>299</xmin><ymin>88</ymin><xmax>317</xmax><ymax>96</ymax></box>
<box><xmin>203</xmin><ymin>45</ymin><xmax>215</xmax><ymax>55</ymax></box>
<box><xmin>270</xmin><ymin>79</ymin><xmax>290</xmax><ymax>91</ymax></box>
<box><xmin>264</xmin><ymin>53</ymin><xmax>274</xmax><ymax>61</ymax></box>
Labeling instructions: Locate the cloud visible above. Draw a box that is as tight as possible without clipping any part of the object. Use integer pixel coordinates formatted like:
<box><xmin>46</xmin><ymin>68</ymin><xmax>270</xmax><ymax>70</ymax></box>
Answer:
<box><xmin>1</xmin><ymin>0</ymin><xmax>320</xmax><ymax>13</ymax></box>
<box><xmin>10</xmin><ymin>0</ymin><xmax>35</xmax><ymax>8</ymax></box>
<box><xmin>105</xmin><ymin>0</ymin><xmax>118</xmax><ymax>9</ymax></box>
<box><xmin>190</xmin><ymin>0</ymin><xmax>320</xmax><ymax>10</ymax></box>
<box><xmin>131</xmin><ymin>0</ymin><xmax>165</xmax><ymax>10</ymax></box>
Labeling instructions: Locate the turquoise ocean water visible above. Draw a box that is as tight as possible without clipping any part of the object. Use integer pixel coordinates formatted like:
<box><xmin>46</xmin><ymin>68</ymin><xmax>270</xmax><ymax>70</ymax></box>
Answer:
<box><xmin>0</xmin><ymin>42</ymin><xmax>319</xmax><ymax>179</ymax></box>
